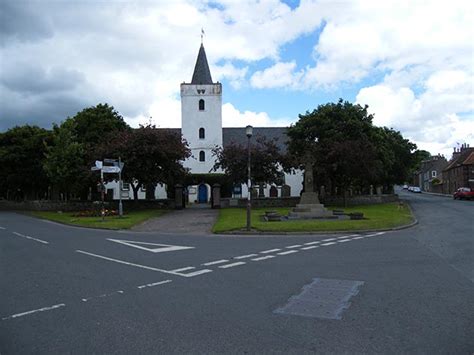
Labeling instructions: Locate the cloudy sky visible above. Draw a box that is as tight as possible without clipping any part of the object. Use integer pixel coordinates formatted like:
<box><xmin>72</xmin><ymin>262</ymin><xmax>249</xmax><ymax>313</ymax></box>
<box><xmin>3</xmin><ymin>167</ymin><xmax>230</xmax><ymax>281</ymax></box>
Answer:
<box><xmin>1</xmin><ymin>0</ymin><xmax>473</xmax><ymax>157</ymax></box>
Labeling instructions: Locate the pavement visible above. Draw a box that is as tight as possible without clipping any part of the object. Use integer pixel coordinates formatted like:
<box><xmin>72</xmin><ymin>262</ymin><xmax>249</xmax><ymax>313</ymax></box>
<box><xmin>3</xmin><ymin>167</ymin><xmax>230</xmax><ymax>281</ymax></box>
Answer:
<box><xmin>0</xmin><ymin>190</ymin><xmax>473</xmax><ymax>353</ymax></box>
<box><xmin>132</xmin><ymin>205</ymin><xmax>218</xmax><ymax>234</ymax></box>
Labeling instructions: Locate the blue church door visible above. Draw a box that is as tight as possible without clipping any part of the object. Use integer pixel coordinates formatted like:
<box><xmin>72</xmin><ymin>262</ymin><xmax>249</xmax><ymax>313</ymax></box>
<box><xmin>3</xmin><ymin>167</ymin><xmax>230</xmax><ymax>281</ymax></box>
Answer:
<box><xmin>198</xmin><ymin>184</ymin><xmax>208</xmax><ymax>203</ymax></box>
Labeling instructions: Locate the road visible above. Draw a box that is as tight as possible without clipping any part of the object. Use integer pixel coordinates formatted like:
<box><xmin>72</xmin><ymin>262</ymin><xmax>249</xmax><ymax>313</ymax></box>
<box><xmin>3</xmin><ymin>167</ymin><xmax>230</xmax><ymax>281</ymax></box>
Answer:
<box><xmin>1</xmin><ymin>191</ymin><xmax>473</xmax><ymax>353</ymax></box>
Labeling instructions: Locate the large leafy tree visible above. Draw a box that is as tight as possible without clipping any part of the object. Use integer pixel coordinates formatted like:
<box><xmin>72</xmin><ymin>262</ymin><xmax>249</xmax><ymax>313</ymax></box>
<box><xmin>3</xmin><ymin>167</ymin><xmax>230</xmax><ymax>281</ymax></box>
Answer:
<box><xmin>287</xmin><ymin>100</ymin><xmax>379</xmax><ymax>194</ymax></box>
<box><xmin>0</xmin><ymin>125</ymin><xmax>53</xmax><ymax>200</ymax></box>
<box><xmin>212</xmin><ymin>136</ymin><xmax>284</xmax><ymax>187</ymax></box>
<box><xmin>44</xmin><ymin>103</ymin><xmax>130</xmax><ymax>199</ymax></box>
<box><xmin>98</xmin><ymin>124</ymin><xmax>190</xmax><ymax>200</ymax></box>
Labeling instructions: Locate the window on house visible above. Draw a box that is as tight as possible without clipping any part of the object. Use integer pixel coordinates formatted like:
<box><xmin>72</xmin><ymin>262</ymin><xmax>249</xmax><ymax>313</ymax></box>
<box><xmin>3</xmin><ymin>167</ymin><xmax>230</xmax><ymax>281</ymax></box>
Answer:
<box><xmin>122</xmin><ymin>182</ymin><xmax>130</xmax><ymax>191</ymax></box>
<box><xmin>199</xmin><ymin>99</ymin><xmax>205</xmax><ymax>111</ymax></box>
<box><xmin>199</xmin><ymin>150</ymin><xmax>205</xmax><ymax>162</ymax></box>
<box><xmin>199</xmin><ymin>127</ymin><xmax>205</xmax><ymax>139</ymax></box>
<box><xmin>432</xmin><ymin>171</ymin><xmax>437</xmax><ymax>178</ymax></box>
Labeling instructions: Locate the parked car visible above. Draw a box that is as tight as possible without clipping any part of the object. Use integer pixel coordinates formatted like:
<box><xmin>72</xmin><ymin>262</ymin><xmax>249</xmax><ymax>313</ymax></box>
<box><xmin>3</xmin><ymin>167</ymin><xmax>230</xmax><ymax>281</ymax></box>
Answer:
<box><xmin>412</xmin><ymin>187</ymin><xmax>422</xmax><ymax>193</ymax></box>
<box><xmin>403</xmin><ymin>184</ymin><xmax>408</xmax><ymax>189</ymax></box>
<box><xmin>453</xmin><ymin>187</ymin><xmax>474</xmax><ymax>200</ymax></box>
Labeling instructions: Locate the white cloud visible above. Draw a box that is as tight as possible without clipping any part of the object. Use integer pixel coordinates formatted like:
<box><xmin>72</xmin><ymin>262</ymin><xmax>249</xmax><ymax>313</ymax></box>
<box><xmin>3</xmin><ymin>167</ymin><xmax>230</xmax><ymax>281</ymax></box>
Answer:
<box><xmin>212</xmin><ymin>62</ymin><xmax>248</xmax><ymax>89</ymax></box>
<box><xmin>222</xmin><ymin>103</ymin><xmax>292</xmax><ymax>127</ymax></box>
<box><xmin>250</xmin><ymin>61</ymin><xmax>303</xmax><ymax>89</ymax></box>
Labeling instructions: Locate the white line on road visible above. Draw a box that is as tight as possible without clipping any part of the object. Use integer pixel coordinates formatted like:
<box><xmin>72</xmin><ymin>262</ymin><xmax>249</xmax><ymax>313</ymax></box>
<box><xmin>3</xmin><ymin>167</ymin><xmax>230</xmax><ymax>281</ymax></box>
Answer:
<box><xmin>285</xmin><ymin>245</ymin><xmax>302</xmax><ymax>248</ymax></box>
<box><xmin>76</xmin><ymin>250</ymin><xmax>183</xmax><ymax>276</ymax></box>
<box><xmin>234</xmin><ymin>254</ymin><xmax>258</xmax><ymax>259</ymax></box>
<box><xmin>337</xmin><ymin>239</ymin><xmax>351</xmax><ymax>243</ymax></box>
<box><xmin>171</xmin><ymin>267</ymin><xmax>195</xmax><ymax>272</ymax></box>
<box><xmin>303</xmin><ymin>241</ymin><xmax>320</xmax><ymax>245</ymax></box>
<box><xmin>277</xmin><ymin>250</ymin><xmax>299</xmax><ymax>255</ymax></box>
<box><xmin>251</xmin><ymin>255</ymin><xmax>276</xmax><ymax>261</ymax></box>
<box><xmin>12</xmin><ymin>232</ymin><xmax>49</xmax><ymax>244</ymax></box>
<box><xmin>321</xmin><ymin>242</ymin><xmax>337</xmax><ymax>246</ymax></box>
<box><xmin>365</xmin><ymin>232</ymin><xmax>386</xmax><ymax>237</ymax></box>
<box><xmin>218</xmin><ymin>262</ymin><xmax>246</xmax><ymax>269</ymax></box>
<box><xmin>322</xmin><ymin>238</ymin><xmax>336</xmax><ymax>242</ymax></box>
<box><xmin>2</xmin><ymin>303</ymin><xmax>65</xmax><ymax>320</ymax></box>
<box><xmin>202</xmin><ymin>259</ymin><xmax>229</xmax><ymax>266</ymax></box>
<box><xmin>0</xmin><ymin>226</ymin><xmax>6</xmax><ymax>230</ymax></box>
<box><xmin>260</xmin><ymin>248</ymin><xmax>281</xmax><ymax>254</ymax></box>
<box><xmin>301</xmin><ymin>246</ymin><xmax>319</xmax><ymax>250</ymax></box>
<box><xmin>337</xmin><ymin>235</ymin><xmax>351</xmax><ymax>239</ymax></box>
<box><xmin>137</xmin><ymin>280</ymin><xmax>172</xmax><ymax>289</ymax></box>
<box><xmin>178</xmin><ymin>269</ymin><xmax>213</xmax><ymax>277</ymax></box>
<box><xmin>352</xmin><ymin>236</ymin><xmax>365</xmax><ymax>240</ymax></box>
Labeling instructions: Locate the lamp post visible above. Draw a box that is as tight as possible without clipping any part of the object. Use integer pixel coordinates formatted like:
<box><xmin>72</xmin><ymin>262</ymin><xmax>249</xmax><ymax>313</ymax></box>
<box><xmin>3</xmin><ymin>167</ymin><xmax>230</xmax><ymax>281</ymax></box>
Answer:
<box><xmin>246</xmin><ymin>125</ymin><xmax>253</xmax><ymax>231</ymax></box>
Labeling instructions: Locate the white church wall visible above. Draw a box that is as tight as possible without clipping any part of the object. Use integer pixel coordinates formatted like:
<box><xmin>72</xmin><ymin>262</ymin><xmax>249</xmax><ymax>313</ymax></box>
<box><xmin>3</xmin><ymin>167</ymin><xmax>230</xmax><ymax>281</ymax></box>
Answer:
<box><xmin>181</xmin><ymin>83</ymin><xmax>222</xmax><ymax>174</ymax></box>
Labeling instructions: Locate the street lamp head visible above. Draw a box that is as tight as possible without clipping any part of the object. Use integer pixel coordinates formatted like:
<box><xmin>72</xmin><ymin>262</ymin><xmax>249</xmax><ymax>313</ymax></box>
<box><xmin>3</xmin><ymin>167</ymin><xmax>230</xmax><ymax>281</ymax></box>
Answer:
<box><xmin>314</xmin><ymin>137</ymin><xmax>319</xmax><ymax>143</ymax></box>
<box><xmin>246</xmin><ymin>125</ymin><xmax>253</xmax><ymax>138</ymax></box>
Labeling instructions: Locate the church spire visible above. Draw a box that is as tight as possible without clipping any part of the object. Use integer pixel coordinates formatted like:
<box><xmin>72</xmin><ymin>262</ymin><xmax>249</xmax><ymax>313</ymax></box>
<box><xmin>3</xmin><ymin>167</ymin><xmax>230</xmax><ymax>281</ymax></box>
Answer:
<box><xmin>191</xmin><ymin>43</ymin><xmax>213</xmax><ymax>85</ymax></box>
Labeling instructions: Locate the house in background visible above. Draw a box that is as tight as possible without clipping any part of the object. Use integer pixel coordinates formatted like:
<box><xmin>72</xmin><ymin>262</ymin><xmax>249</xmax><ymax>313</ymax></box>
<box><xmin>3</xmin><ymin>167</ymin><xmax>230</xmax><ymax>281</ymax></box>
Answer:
<box><xmin>443</xmin><ymin>144</ymin><xmax>474</xmax><ymax>194</ymax></box>
<box><xmin>417</xmin><ymin>154</ymin><xmax>448</xmax><ymax>193</ymax></box>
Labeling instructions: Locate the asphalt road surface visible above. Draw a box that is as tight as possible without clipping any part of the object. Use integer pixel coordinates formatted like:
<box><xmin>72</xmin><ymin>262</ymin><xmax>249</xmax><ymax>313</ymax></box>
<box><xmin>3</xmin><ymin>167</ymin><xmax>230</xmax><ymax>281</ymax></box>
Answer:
<box><xmin>1</xmin><ymin>191</ymin><xmax>473</xmax><ymax>354</ymax></box>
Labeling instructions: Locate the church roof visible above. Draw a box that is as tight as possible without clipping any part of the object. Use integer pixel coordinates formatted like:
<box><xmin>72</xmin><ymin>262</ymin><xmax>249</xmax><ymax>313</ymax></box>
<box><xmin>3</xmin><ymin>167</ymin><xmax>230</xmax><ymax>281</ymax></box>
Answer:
<box><xmin>191</xmin><ymin>44</ymin><xmax>213</xmax><ymax>85</ymax></box>
<box><xmin>159</xmin><ymin>127</ymin><xmax>289</xmax><ymax>153</ymax></box>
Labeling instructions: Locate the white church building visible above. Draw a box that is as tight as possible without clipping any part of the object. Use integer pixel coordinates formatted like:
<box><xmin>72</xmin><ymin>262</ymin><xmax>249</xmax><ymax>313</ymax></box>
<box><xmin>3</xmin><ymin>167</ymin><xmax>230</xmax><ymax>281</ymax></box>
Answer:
<box><xmin>108</xmin><ymin>43</ymin><xmax>303</xmax><ymax>203</ymax></box>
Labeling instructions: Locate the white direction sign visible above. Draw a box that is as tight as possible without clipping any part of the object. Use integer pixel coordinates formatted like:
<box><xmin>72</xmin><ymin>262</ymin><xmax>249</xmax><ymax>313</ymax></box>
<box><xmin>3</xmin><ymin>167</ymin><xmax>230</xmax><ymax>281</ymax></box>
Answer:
<box><xmin>107</xmin><ymin>239</ymin><xmax>194</xmax><ymax>253</ymax></box>
<box><xmin>102</xmin><ymin>166</ymin><xmax>121</xmax><ymax>173</ymax></box>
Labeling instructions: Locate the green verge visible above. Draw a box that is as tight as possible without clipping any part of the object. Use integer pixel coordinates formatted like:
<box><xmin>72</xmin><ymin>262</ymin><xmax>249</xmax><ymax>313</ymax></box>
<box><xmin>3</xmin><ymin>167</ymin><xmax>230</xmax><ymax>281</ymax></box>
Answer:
<box><xmin>29</xmin><ymin>209</ymin><xmax>168</xmax><ymax>230</ymax></box>
<box><xmin>212</xmin><ymin>203</ymin><xmax>413</xmax><ymax>233</ymax></box>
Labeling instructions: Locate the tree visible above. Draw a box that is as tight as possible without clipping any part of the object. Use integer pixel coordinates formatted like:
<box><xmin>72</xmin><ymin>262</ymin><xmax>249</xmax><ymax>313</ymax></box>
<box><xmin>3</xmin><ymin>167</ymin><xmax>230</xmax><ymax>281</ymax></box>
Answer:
<box><xmin>287</xmin><ymin>99</ymin><xmax>379</xmax><ymax>195</ymax></box>
<box><xmin>44</xmin><ymin>103</ymin><xmax>130</xmax><ymax>199</ymax></box>
<box><xmin>0</xmin><ymin>125</ymin><xmax>53</xmax><ymax>200</ymax></box>
<box><xmin>98</xmin><ymin>124</ymin><xmax>190</xmax><ymax>200</ymax></box>
<box><xmin>212</xmin><ymin>136</ymin><xmax>284</xmax><ymax>187</ymax></box>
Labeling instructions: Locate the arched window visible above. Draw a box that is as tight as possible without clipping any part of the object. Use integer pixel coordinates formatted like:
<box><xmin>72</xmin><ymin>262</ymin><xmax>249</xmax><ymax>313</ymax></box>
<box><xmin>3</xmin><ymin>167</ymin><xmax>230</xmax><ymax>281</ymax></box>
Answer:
<box><xmin>199</xmin><ymin>99</ymin><xmax>205</xmax><ymax>111</ymax></box>
<box><xmin>199</xmin><ymin>151</ymin><xmax>205</xmax><ymax>162</ymax></box>
<box><xmin>199</xmin><ymin>127</ymin><xmax>205</xmax><ymax>139</ymax></box>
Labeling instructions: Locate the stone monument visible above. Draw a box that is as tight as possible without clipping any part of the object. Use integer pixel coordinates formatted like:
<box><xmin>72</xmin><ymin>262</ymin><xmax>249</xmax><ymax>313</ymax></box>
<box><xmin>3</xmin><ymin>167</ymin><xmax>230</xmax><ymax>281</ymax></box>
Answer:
<box><xmin>288</xmin><ymin>157</ymin><xmax>334</xmax><ymax>219</ymax></box>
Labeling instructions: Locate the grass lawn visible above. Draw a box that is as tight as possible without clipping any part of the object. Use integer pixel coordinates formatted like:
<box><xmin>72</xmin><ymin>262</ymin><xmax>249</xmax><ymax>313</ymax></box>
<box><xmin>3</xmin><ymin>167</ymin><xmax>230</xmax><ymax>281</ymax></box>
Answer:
<box><xmin>29</xmin><ymin>209</ymin><xmax>168</xmax><ymax>230</ymax></box>
<box><xmin>212</xmin><ymin>203</ymin><xmax>414</xmax><ymax>233</ymax></box>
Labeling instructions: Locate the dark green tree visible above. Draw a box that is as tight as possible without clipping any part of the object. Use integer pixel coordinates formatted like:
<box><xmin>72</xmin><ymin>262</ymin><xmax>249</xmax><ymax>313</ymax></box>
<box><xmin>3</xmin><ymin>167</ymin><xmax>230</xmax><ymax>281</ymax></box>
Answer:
<box><xmin>212</xmin><ymin>136</ymin><xmax>284</xmax><ymax>187</ymax></box>
<box><xmin>0</xmin><ymin>125</ymin><xmax>53</xmax><ymax>200</ymax></box>
<box><xmin>98</xmin><ymin>124</ymin><xmax>190</xmax><ymax>200</ymax></box>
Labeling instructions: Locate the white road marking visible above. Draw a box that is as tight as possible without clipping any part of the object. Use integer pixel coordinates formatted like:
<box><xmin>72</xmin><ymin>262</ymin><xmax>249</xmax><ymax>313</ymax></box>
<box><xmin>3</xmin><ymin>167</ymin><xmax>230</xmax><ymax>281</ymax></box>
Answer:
<box><xmin>260</xmin><ymin>248</ymin><xmax>281</xmax><ymax>254</ymax></box>
<box><xmin>137</xmin><ymin>280</ymin><xmax>172</xmax><ymax>289</ymax></box>
<box><xmin>352</xmin><ymin>236</ymin><xmax>365</xmax><ymax>240</ymax></box>
<box><xmin>322</xmin><ymin>238</ymin><xmax>336</xmax><ymax>242</ymax></box>
<box><xmin>277</xmin><ymin>250</ymin><xmax>299</xmax><ymax>255</ymax></box>
<box><xmin>2</xmin><ymin>303</ymin><xmax>65</xmax><ymax>320</ymax></box>
<box><xmin>202</xmin><ymin>259</ymin><xmax>229</xmax><ymax>266</ymax></box>
<box><xmin>301</xmin><ymin>245</ymin><xmax>319</xmax><ymax>250</ymax></box>
<box><xmin>219</xmin><ymin>262</ymin><xmax>246</xmax><ymax>269</ymax></box>
<box><xmin>76</xmin><ymin>250</ymin><xmax>183</xmax><ymax>276</ymax></box>
<box><xmin>82</xmin><ymin>290</ymin><xmax>125</xmax><ymax>302</ymax></box>
<box><xmin>321</xmin><ymin>242</ymin><xmax>337</xmax><ymax>246</ymax></box>
<box><xmin>0</xmin><ymin>226</ymin><xmax>6</xmax><ymax>230</ymax></box>
<box><xmin>338</xmin><ymin>239</ymin><xmax>351</xmax><ymax>243</ymax></box>
<box><xmin>171</xmin><ymin>267</ymin><xmax>195</xmax><ymax>272</ymax></box>
<box><xmin>303</xmin><ymin>241</ymin><xmax>320</xmax><ymax>245</ymax></box>
<box><xmin>12</xmin><ymin>232</ymin><xmax>49</xmax><ymax>244</ymax></box>
<box><xmin>337</xmin><ymin>235</ymin><xmax>351</xmax><ymax>239</ymax></box>
<box><xmin>107</xmin><ymin>239</ymin><xmax>194</xmax><ymax>253</ymax></box>
<box><xmin>252</xmin><ymin>255</ymin><xmax>276</xmax><ymax>261</ymax></box>
<box><xmin>178</xmin><ymin>269</ymin><xmax>213</xmax><ymax>277</ymax></box>
<box><xmin>365</xmin><ymin>232</ymin><xmax>386</xmax><ymax>237</ymax></box>
<box><xmin>234</xmin><ymin>254</ymin><xmax>258</xmax><ymax>259</ymax></box>
<box><xmin>286</xmin><ymin>245</ymin><xmax>302</xmax><ymax>248</ymax></box>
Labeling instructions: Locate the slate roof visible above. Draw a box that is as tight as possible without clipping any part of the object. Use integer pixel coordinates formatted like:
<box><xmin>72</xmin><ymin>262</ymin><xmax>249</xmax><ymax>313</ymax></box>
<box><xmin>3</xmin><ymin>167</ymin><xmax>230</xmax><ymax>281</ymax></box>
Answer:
<box><xmin>191</xmin><ymin>44</ymin><xmax>213</xmax><ymax>85</ymax></box>
<box><xmin>443</xmin><ymin>147</ymin><xmax>474</xmax><ymax>171</ymax></box>
<box><xmin>157</xmin><ymin>127</ymin><xmax>289</xmax><ymax>152</ymax></box>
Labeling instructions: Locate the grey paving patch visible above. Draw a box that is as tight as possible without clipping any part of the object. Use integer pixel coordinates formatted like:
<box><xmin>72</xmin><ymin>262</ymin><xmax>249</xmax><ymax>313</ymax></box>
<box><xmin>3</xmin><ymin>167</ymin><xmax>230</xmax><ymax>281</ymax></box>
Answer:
<box><xmin>274</xmin><ymin>278</ymin><xmax>364</xmax><ymax>320</ymax></box>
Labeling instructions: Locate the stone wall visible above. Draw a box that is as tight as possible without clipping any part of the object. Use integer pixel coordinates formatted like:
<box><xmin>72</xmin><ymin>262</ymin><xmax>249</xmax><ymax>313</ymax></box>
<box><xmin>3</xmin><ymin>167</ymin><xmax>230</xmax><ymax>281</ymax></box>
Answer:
<box><xmin>220</xmin><ymin>194</ymin><xmax>398</xmax><ymax>208</ymax></box>
<box><xmin>0</xmin><ymin>199</ymin><xmax>174</xmax><ymax>211</ymax></box>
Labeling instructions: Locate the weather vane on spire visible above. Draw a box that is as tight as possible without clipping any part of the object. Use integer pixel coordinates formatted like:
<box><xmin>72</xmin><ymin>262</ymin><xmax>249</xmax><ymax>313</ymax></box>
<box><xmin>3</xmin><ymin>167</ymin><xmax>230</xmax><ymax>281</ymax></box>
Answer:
<box><xmin>201</xmin><ymin>28</ymin><xmax>205</xmax><ymax>44</ymax></box>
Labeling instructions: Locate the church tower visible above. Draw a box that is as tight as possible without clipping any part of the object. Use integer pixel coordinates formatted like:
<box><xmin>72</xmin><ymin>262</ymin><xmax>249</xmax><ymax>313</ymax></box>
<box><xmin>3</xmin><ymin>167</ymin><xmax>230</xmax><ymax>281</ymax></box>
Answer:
<box><xmin>181</xmin><ymin>43</ymin><xmax>222</xmax><ymax>174</ymax></box>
